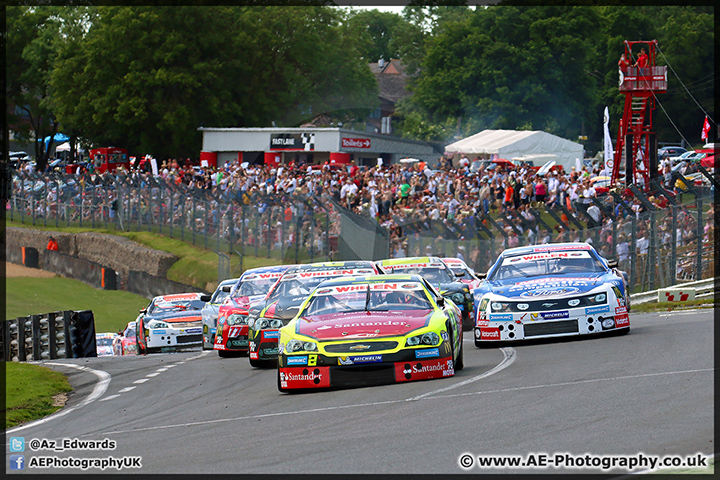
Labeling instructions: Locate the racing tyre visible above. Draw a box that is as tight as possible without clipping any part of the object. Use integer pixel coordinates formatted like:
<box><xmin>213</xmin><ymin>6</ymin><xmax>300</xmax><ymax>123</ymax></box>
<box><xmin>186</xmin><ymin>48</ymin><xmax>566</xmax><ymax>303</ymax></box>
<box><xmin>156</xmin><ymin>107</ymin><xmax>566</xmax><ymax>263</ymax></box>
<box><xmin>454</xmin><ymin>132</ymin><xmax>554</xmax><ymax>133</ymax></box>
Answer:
<box><xmin>250</xmin><ymin>357</ymin><xmax>274</xmax><ymax>369</ymax></box>
<box><xmin>455</xmin><ymin>334</ymin><xmax>464</xmax><ymax>371</ymax></box>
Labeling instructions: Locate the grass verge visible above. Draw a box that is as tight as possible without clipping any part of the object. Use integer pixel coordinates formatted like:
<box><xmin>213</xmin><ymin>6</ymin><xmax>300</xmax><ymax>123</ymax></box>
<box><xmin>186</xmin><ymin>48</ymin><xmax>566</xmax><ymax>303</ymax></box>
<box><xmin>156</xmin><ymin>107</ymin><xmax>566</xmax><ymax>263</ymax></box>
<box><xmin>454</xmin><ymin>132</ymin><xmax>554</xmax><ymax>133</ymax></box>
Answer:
<box><xmin>4</xmin><ymin>362</ymin><xmax>73</xmax><ymax>429</ymax></box>
<box><xmin>629</xmin><ymin>297</ymin><xmax>715</xmax><ymax>313</ymax></box>
<box><xmin>6</xmin><ymin>276</ymin><xmax>150</xmax><ymax>333</ymax></box>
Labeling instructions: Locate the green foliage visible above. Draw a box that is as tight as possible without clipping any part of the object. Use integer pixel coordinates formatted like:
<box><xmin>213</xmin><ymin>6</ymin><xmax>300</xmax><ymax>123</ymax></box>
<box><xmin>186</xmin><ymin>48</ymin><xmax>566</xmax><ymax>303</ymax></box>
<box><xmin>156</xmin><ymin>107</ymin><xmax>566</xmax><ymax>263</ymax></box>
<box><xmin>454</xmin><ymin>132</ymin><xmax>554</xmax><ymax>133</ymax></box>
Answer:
<box><xmin>5</xmin><ymin>362</ymin><xmax>73</xmax><ymax>428</ymax></box>
<box><xmin>6</xmin><ymin>276</ymin><xmax>150</xmax><ymax>333</ymax></box>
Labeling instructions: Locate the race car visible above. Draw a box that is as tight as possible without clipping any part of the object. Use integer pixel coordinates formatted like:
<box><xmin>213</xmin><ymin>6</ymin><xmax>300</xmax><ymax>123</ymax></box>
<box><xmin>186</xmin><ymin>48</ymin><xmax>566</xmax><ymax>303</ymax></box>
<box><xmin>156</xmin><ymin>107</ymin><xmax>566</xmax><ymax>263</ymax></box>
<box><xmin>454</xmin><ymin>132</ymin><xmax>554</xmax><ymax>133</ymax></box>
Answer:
<box><xmin>214</xmin><ymin>265</ymin><xmax>291</xmax><ymax>357</ymax></box>
<box><xmin>202</xmin><ymin>277</ymin><xmax>241</xmax><ymax>350</ymax></box>
<box><xmin>136</xmin><ymin>292</ymin><xmax>211</xmax><ymax>354</ymax></box>
<box><xmin>442</xmin><ymin>257</ymin><xmax>482</xmax><ymax>290</ymax></box>
<box><xmin>112</xmin><ymin>321</ymin><xmax>138</xmax><ymax>356</ymax></box>
<box><xmin>472</xmin><ymin>242</ymin><xmax>630</xmax><ymax>345</ymax></box>
<box><xmin>277</xmin><ymin>274</ymin><xmax>464</xmax><ymax>392</ymax></box>
<box><xmin>377</xmin><ymin>257</ymin><xmax>474</xmax><ymax>331</ymax></box>
<box><xmin>95</xmin><ymin>333</ymin><xmax>116</xmax><ymax>356</ymax></box>
<box><xmin>247</xmin><ymin>261</ymin><xmax>383</xmax><ymax>367</ymax></box>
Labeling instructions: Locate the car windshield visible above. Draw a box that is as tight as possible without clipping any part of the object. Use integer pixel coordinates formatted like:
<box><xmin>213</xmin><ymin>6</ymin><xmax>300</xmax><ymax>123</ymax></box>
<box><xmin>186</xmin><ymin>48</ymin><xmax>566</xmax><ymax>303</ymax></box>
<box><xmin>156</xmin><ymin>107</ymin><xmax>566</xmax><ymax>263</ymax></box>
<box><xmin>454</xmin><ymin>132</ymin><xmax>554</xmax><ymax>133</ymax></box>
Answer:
<box><xmin>211</xmin><ymin>286</ymin><xmax>233</xmax><ymax>304</ymax></box>
<box><xmin>234</xmin><ymin>275</ymin><xmax>280</xmax><ymax>298</ymax></box>
<box><xmin>381</xmin><ymin>265</ymin><xmax>454</xmax><ymax>284</ymax></box>
<box><xmin>301</xmin><ymin>282</ymin><xmax>433</xmax><ymax>316</ymax></box>
<box><xmin>490</xmin><ymin>251</ymin><xmax>606</xmax><ymax>281</ymax></box>
<box><xmin>267</xmin><ymin>267</ymin><xmax>375</xmax><ymax>303</ymax></box>
<box><xmin>96</xmin><ymin>337</ymin><xmax>113</xmax><ymax>346</ymax></box>
<box><xmin>125</xmin><ymin>327</ymin><xmax>136</xmax><ymax>339</ymax></box>
<box><xmin>148</xmin><ymin>298</ymin><xmax>205</xmax><ymax>314</ymax></box>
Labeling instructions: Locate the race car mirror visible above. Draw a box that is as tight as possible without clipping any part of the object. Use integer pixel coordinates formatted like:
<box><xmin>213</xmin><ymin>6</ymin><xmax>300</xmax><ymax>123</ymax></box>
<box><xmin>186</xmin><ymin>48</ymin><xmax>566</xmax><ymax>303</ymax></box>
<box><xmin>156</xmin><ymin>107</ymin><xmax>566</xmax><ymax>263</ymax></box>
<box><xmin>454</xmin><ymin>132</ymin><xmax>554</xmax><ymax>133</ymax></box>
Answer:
<box><xmin>476</xmin><ymin>272</ymin><xmax>487</xmax><ymax>279</ymax></box>
<box><xmin>455</xmin><ymin>270</ymin><xmax>466</xmax><ymax>277</ymax></box>
<box><xmin>200</xmin><ymin>294</ymin><xmax>212</xmax><ymax>302</ymax></box>
<box><xmin>221</xmin><ymin>286</ymin><xmax>232</xmax><ymax>292</ymax></box>
<box><xmin>607</xmin><ymin>260</ymin><xmax>618</xmax><ymax>269</ymax></box>
<box><xmin>436</xmin><ymin>297</ymin><xmax>445</xmax><ymax>307</ymax></box>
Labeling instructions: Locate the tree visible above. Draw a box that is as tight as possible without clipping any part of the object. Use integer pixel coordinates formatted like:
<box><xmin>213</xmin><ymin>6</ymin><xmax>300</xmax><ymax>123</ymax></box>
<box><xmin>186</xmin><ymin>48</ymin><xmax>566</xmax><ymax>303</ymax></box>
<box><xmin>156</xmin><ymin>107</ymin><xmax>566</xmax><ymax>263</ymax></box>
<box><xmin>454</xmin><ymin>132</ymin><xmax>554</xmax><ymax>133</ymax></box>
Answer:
<box><xmin>6</xmin><ymin>7</ymin><xmax>66</xmax><ymax>172</ymax></box>
<box><xmin>400</xmin><ymin>6</ymin><xmax>602</xmax><ymax>143</ymax></box>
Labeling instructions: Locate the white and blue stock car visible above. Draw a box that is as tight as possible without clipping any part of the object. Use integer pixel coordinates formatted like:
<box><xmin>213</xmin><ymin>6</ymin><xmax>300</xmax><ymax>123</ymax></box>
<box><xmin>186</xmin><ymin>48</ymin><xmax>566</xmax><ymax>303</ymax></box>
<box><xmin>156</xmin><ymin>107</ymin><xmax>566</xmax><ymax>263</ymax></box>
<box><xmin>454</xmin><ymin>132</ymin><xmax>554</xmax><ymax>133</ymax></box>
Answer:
<box><xmin>472</xmin><ymin>243</ymin><xmax>630</xmax><ymax>345</ymax></box>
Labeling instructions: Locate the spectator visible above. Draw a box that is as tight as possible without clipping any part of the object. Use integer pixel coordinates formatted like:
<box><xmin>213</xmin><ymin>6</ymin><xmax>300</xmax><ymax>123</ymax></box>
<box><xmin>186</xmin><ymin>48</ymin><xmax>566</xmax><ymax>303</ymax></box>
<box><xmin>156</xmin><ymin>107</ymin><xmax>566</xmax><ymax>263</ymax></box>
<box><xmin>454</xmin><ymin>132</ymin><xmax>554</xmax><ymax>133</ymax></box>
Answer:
<box><xmin>46</xmin><ymin>236</ymin><xmax>59</xmax><ymax>251</ymax></box>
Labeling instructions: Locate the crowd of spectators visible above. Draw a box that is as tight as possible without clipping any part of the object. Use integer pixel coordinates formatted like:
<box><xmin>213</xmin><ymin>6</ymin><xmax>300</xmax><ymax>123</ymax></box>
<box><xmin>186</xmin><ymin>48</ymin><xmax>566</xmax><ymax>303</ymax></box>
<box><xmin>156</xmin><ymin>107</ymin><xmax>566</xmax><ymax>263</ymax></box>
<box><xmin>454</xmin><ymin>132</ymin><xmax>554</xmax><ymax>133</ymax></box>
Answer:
<box><xmin>15</xmin><ymin>151</ymin><xmax>712</xmax><ymax>282</ymax></box>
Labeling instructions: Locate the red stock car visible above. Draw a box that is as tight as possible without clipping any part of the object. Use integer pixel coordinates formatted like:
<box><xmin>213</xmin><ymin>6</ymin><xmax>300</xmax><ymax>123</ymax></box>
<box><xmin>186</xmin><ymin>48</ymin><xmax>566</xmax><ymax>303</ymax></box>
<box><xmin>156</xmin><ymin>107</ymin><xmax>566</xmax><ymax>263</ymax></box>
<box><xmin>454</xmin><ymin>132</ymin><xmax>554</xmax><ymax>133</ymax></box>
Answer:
<box><xmin>214</xmin><ymin>265</ymin><xmax>291</xmax><ymax>357</ymax></box>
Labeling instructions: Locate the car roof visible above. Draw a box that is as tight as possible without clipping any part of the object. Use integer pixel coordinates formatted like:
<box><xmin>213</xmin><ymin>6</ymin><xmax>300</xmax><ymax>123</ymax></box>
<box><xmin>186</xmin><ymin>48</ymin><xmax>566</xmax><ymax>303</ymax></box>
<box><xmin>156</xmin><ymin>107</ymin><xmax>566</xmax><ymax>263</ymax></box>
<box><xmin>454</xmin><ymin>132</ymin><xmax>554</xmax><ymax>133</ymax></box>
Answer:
<box><xmin>313</xmin><ymin>273</ymin><xmax>425</xmax><ymax>287</ymax></box>
<box><xmin>500</xmin><ymin>242</ymin><xmax>595</xmax><ymax>258</ymax></box>
<box><xmin>378</xmin><ymin>256</ymin><xmax>444</xmax><ymax>266</ymax></box>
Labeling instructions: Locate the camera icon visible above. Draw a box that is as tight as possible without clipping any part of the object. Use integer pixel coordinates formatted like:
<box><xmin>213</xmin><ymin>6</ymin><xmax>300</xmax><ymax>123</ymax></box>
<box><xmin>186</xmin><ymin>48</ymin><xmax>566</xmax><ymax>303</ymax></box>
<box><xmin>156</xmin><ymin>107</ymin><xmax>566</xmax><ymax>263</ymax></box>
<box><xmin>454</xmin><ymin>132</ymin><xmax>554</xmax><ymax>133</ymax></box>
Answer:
<box><xmin>10</xmin><ymin>437</ymin><xmax>25</xmax><ymax>452</ymax></box>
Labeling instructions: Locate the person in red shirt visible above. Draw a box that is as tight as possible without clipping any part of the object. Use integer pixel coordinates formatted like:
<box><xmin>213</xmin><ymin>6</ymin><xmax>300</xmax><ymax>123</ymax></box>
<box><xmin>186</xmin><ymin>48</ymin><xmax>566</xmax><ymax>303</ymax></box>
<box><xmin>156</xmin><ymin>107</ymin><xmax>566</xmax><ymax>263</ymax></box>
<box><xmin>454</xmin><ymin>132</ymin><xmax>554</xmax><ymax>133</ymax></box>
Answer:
<box><xmin>634</xmin><ymin>47</ymin><xmax>649</xmax><ymax>75</ymax></box>
<box><xmin>618</xmin><ymin>53</ymin><xmax>630</xmax><ymax>72</ymax></box>
<box><xmin>47</xmin><ymin>236</ymin><xmax>59</xmax><ymax>251</ymax></box>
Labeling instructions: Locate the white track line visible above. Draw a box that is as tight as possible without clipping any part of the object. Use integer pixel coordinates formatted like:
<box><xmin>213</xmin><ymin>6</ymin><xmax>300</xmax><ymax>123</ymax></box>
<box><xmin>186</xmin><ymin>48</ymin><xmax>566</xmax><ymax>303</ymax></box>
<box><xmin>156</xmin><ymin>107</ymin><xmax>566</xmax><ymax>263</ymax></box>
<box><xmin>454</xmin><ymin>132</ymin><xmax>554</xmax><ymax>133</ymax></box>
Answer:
<box><xmin>407</xmin><ymin>347</ymin><xmax>516</xmax><ymax>401</ymax></box>
<box><xmin>99</xmin><ymin>394</ymin><xmax>120</xmax><ymax>402</ymax></box>
<box><xmin>133</xmin><ymin>378</ymin><xmax>149</xmax><ymax>384</ymax></box>
<box><xmin>6</xmin><ymin>363</ymin><xmax>111</xmax><ymax>434</ymax></box>
<box><xmin>118</xmin><ymin>386</ymin><xmax>136</xmax><ymax>393</ymax></box>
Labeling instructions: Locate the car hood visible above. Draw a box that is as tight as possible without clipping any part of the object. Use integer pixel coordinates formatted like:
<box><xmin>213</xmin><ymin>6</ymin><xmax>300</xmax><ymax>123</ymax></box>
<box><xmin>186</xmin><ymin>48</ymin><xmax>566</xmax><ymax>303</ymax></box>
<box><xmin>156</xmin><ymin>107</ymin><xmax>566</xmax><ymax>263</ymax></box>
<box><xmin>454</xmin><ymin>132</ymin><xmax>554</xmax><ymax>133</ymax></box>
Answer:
<box><xmin>293</xmin><ymin>310</ymin><xmax>434</xmax><ymax>341</ymax></box>
<box><xmin>479</xmin><ymin>273</ymin><xmax>615</xmax><ymax>299</ymax></box>
<box><xmin>146</xmin><ymin>311</ymin><xmax>202</xmax><ymax>322</ymax></box>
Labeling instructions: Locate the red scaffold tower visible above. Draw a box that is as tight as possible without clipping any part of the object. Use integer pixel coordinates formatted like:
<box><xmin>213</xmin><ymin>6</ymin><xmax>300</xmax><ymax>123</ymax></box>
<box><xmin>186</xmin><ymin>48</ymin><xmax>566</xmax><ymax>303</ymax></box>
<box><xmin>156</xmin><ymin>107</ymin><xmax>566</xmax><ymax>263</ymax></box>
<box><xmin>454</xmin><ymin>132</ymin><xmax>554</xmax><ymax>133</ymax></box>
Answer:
<box><xmin>612</xmin><ymin>40</ymin><xmax>668</xmax><ymax>191</ymax></box>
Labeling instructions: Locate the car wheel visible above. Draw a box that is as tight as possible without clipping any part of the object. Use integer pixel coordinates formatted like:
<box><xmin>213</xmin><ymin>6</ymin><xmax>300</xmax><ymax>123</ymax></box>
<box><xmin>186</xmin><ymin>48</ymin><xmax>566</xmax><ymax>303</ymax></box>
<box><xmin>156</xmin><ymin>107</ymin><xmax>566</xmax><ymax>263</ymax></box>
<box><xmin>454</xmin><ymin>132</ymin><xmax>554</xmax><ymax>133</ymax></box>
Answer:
<box><xmin>455</xmin><ymin>332</ymin><xmax>464</xmax><ymax>371</ymax></box>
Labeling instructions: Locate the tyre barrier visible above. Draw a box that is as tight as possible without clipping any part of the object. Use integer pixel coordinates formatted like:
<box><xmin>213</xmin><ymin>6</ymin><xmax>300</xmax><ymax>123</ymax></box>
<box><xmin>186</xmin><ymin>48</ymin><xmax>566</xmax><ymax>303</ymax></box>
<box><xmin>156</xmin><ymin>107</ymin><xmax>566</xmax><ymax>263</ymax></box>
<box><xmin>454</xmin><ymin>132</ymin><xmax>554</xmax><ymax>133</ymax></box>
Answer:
<box><xmin>1</xmin><ymin>310</ymin><xmax>97</xmax><ymax>362</ymax></box>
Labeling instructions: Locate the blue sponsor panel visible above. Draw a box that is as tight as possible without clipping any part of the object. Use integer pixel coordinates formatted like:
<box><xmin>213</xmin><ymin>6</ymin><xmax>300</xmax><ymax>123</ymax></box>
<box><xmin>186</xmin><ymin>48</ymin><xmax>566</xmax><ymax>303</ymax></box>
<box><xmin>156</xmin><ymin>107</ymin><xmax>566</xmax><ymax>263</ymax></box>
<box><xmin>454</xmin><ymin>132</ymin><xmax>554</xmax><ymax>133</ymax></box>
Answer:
<box><xmin>489</xmin><ymin>314</ymin><xmax>513</xmax><ymax>321</ymax></box>
<box><xmin>350</xmin><ymin>355</ymin><xmax>383</xmax><ymax>363</ymax></box>
<box><xmin>210</xmin><ymin>328</ymin><xmax>216</xmax><ymax>335</ymax></box>
<box><xmin>415</xmin><ymin>348</ymin><xmax>440</xmax><ymax>359</ymax></box>
<box><xmin>542</xmin><ymin>311</ymin><xmax>569</xmax><ymax>319</ymax></box>
<box><xmin>585</xmin><ymin>305</ymin><xmax>610</xmax><ymax>315</ymax></box>
<box><xmin>152</xmin><ymin>329</ymin><xmax>166</xmax><ymax>334</ymax></box>
<box><xmin>262</xmin><ymin>330</ymin><xmax>281</xmax><ymax>339</ymax></box>
<box><xmin>185</xmin><ymin>327</ymin><xmax>202</xmax><ymax>334</ymax></box>
<box><xmin>287</xmin><ymin>356</ymin><xmax>308</xmax><ymax>365</ymax></box>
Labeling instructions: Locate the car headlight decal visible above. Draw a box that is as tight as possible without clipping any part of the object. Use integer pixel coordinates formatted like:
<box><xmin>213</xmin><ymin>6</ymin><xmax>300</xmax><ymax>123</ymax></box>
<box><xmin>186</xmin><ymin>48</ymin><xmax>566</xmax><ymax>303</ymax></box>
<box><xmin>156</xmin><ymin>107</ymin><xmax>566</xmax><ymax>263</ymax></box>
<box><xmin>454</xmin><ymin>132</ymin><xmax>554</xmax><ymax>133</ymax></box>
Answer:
<box><xmin>227</xmin><ymin>314</ymin><xmax>248</xmax><ymax>326</ymax></box>
<box><xmin>286</xmin><ymin>339</ymin><xmax>318</xmax><ymax>353</ymax></box>
<box><xmin>405</xmin><ymin>331</ymin><xmax>440</xmax><ymax>347</ymax></box>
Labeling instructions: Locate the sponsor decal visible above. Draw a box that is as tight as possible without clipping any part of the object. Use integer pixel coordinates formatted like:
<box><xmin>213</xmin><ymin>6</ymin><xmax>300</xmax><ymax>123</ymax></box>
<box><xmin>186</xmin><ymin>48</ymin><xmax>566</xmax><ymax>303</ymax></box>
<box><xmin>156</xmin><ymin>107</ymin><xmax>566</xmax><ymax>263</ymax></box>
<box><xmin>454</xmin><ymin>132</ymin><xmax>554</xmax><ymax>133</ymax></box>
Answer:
<box><xmin>249</xmin><ymin>341</ymin><xmax>256</xmax><ymax>351</ymax></box>
<box><xmin>161</xmin><ymin>293</ymin><xmax>201</xmax><ymax>301</ymax></box>
<box><xmin>505</xmin><ymin>251</ymin><xmax>591</xmax><ymax>264</ymax></box>
<box><xmin>262</xmin><ymin>330</ymin><xmax>280</xmax><ymax>339</ymax></box>
<box><xmin>278</xmin><ymin>343</ymin><xmax>284</xmax><ymax>354</ymax></box>
<box><xmin>339</xmin><ymin>355</ymin><xmax>383</xmax><ymax>365</ymax></box>
<box><xmin>215</xmin><ymin>336</ymin><xmax>223</xmax><ymax>344</ymax></box>
<box><xmin>415</xmin><ymin>348</ymin><xmax>440</xmax><ymax>359</ymax></box>
<box><xmin>153</xmin><ymin>329</ymin><xmax>166</xmax><ymax>334</ymax></box>
<box><xmin>530</xmin><ymin>244</ymin><xmax>592</xmax><ymax>252</ymax></box>
<box><xmin>477</xmin><ymin>319</ymin><xmax>489</xmax><ymax>327</ymax></box>
<box><xmin>479</xmin><ymin>327</ymin><xmax>500</xmax><ymax>340</ymax></box>
<box><xmin>510</xmin><ymin>277</ymin><xmax>591</xmax><ymax>288</ymax></box>
<box><xmin>440</xmin><ymin>330</ymin><xmax>449</xmax><ymax>341</ymax></box>
<box><xmin>615</xmin><ymin>314</ymin><xmax>630</xmax><ymax>327</ymax></box>
<box><xmin>520</xmin><ymin>287</ymin><xmax>581</xmax><ymax>297</ymax></box>
<box><xmin>319</xmin><ymin>320</ymin><xmax>414</xmax><ymax>329</ymax></box>
<box><xmin>395</xmin><ymin>358</ymin><xmax>455</xmax><ymax>382</ymax></box>
<box><xmin>287</xmin><ymin>356</ymin><xmax>308</xmax><ymax>365</ymax></box>
<box><xmin>541</xmin><ymin>311</ymin><xmax>569</xmax><ymax>320</ymax></box>
<box><xmin>615</xmin><ymin>306</ymin><xmax>628</xmax><ymax>314</ymax></box>
<box><xmin>228</xmin><ymin>326</ymin><xmax>243</xmax><ymax>338</ymax></box>
<box><xmin>250</xmin><ymin>352</ymin><xmax>258</xmax><ymax>359</ymax></box>
<box><xmin>279</xmin><ymin>367</ymin><xmax>330</xmax><ymax>388</ymax></box>
<box><xmin>185</xmin><ymin>327</ymin><xmax>202</xmax><ymax>334</ymax></box>
<box><xmin>308</xmin><ymin>355</ymin><xmax>317</xmax><ymax>366</ymax></box>
<box><xmin>585</xmin><ymin>305</ymin><xmax>610</xmax><ymax>315</ymax></box>
<box><xmin>489</xmin><ymin>314</ymin><xmax>512</xmax><ymax>320</ymax></box>
<box><xmin>520</xmin><ymin>313</ymin><xmax>528</xmax><ymax>320</ymax></box>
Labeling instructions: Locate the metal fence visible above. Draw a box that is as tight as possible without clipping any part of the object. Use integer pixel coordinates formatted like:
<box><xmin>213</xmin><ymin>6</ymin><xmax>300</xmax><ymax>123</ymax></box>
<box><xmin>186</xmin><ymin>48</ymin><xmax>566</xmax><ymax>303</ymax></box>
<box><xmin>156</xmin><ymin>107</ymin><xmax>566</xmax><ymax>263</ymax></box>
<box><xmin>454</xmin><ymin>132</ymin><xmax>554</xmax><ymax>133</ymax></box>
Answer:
<box><xmin>9</xmin><ymin>170</ymin><xmax>715</xmax><ymax>294</ymax></box>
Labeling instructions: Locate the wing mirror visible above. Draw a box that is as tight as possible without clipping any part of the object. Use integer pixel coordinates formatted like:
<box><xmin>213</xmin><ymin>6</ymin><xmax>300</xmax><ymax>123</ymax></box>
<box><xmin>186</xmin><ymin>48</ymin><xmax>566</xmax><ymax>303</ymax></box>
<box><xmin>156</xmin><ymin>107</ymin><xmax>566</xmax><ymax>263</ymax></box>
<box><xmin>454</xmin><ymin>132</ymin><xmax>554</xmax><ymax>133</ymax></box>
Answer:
<box><xmin>200</xmin><ymin>294</ymin><xmax>212</xmax><ymax>302</ymax></box>
<box><xmin>476</xmin><ymin>272</ymin><xmax>487</xmax><ymax>279</ymax></box>
<box><xmin>221</xmin><ymin>285</ymin><xmax>232</xmax><ymax>293</ymax></box>
<box><xmin>437</xmin><ymin>297</ymin><xmax>445</xmax><ymax>307</ymax></box>
<box><xmin>607</xmin><ymin>260</ymin><xmax>618</xmax><ymax>269</ymax></box>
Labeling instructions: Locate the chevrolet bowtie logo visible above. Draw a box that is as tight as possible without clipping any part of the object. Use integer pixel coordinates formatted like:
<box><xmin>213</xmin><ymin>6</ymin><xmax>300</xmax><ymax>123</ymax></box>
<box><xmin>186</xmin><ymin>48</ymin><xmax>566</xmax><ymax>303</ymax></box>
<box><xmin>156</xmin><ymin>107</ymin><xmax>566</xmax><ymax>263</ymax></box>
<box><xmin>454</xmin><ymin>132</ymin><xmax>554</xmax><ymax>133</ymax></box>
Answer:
<box><xmin>349</xmin><ymin>344</ymin><xmax>371</xmax><ymax>351</ymax></box>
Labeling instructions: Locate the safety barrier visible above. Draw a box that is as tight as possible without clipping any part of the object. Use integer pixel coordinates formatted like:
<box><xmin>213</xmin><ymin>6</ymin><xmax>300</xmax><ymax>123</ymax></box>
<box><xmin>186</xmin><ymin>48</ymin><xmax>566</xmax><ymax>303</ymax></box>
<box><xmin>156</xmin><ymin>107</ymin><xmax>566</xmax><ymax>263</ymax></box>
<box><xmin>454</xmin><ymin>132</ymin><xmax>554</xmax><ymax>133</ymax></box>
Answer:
<box><xmin>629</xmin><ymin>277</ymin><xmax>717</xmax><ymax>305</ymax></box>
<box><xmin>1</xmin><ymin>310</ymin><xmax>97</xmax><ymax>362</ymax></box>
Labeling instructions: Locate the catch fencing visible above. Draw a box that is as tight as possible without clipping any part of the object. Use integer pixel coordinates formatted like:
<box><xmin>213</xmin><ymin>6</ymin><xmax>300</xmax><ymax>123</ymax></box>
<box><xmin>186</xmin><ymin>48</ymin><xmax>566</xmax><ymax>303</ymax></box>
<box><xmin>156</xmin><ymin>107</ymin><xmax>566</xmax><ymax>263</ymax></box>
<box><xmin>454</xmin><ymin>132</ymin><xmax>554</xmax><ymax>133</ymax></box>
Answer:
<box><xmin>9</xmin><ymin>170</ymin><xmax>716</xmax><ymax>293</ymax></box>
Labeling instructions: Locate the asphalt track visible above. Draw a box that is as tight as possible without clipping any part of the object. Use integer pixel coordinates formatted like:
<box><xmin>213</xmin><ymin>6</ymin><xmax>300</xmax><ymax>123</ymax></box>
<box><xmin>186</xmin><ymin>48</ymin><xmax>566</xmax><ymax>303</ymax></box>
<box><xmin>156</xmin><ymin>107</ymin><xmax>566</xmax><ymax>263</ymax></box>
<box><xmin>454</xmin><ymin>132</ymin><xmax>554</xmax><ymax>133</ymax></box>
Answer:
<box><xmin>6</xmin><ymin>309</ymin><xmax>714</xmax><ymax>475</ymax></box>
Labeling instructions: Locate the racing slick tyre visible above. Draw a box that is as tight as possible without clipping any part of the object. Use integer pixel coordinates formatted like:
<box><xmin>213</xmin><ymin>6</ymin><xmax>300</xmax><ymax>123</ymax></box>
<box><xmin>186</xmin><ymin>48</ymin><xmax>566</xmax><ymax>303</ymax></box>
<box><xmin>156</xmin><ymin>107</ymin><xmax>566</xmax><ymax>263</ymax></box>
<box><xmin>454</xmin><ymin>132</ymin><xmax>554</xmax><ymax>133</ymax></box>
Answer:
<box><xmin>455</xmin><ymin>334</ymin><xmax>464</xmax><ymax>371</ymax></box>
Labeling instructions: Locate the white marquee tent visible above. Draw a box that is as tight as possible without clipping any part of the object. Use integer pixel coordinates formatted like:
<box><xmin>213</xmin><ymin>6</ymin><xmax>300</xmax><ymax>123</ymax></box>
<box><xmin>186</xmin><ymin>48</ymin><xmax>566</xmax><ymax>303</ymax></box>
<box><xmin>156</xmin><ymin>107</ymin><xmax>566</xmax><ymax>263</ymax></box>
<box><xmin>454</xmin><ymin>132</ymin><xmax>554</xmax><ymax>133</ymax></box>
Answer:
<box><xmin>445</xmin><ymin>129</ymin><xmax>584</xmax><ymax>170</ymax></box>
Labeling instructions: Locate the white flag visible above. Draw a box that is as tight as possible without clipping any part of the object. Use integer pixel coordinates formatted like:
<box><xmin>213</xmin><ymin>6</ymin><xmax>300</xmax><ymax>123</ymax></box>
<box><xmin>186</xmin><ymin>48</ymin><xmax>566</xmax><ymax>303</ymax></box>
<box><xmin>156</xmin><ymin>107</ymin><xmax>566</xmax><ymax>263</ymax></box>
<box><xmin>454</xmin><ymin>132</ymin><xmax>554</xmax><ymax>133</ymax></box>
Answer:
<box><xmin>603</xmin><ymin>106</ymin><xmax>614</xmax><ymax>174</ymax></box>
